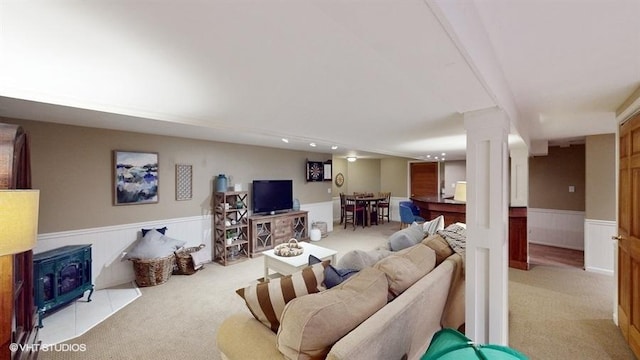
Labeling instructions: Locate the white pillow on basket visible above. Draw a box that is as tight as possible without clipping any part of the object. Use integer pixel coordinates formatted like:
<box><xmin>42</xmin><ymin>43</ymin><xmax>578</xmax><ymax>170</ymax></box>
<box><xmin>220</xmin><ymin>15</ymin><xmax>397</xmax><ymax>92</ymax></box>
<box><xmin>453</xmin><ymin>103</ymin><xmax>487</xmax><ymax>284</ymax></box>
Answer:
<box><xmin>125</xmin><ymin>229</ymin><xmax>186</xmax><ymax>259</ymax></box>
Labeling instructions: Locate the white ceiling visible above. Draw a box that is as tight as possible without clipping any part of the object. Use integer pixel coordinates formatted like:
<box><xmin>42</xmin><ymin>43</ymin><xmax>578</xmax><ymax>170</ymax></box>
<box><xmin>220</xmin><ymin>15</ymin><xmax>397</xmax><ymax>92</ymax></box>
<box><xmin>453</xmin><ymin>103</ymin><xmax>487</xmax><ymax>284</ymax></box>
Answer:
<box><xmin>0</xmin><ymin>0</ymin><xmax>638</xmax><ymax>161</ymax></box>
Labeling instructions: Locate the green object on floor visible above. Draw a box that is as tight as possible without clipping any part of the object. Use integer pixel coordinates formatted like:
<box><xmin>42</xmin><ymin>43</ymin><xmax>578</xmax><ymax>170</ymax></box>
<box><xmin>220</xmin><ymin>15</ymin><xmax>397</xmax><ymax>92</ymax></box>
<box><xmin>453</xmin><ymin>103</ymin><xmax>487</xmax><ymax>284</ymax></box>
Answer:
<box><xmin>421</xmin><ymin>328</ymin><xmax>529</xmax><ymax>360</ymax></box>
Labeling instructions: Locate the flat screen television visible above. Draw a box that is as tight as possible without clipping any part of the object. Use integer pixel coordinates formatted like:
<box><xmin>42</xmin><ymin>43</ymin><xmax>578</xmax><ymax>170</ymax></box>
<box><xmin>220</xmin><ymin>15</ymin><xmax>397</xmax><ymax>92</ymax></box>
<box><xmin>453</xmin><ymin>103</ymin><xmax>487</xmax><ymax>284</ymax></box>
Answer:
<box><xmin>252</xmin><ymin>180</ymin><xmax>293</xmax><ymax>214</ymax></box>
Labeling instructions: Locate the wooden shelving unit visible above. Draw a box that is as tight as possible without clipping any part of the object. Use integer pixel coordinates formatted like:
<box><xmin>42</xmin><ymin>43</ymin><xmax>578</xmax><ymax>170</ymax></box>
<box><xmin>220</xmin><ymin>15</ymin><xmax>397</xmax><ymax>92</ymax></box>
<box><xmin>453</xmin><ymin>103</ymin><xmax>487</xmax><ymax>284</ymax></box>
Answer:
<box><xmin>213</xmin><ymin>191</ymin><xmax>250</xmax><ymax>265</ymax></box>
<box><xmin>248</xmin><ymin>211</ymin><xmax>308</xmax><ymax>257</ymax></box>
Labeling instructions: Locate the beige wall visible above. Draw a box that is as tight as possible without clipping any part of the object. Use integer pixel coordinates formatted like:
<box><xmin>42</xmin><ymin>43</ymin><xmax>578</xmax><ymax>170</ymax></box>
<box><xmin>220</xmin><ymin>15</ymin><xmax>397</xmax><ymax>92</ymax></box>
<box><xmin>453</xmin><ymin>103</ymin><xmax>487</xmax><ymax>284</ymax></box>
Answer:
<box><xmin>2</xmin><ymin>118</ymin><xmax>331</xmax><ymax>233</ymax></box>
<box><xmin>585</xmin><ymin>134</ymin><xmax>616</xmax><ymax>220</ymax></box>
<box><xmin>529</xmin><ymin>144</ymin><xmax>585</xmax><ymax>211</ymax></box>
<box><xmin>380</xmin><ymin>157</ymin><xmax>409</xmax><ymax>197</ymax></box>
<box><xmin>443</xmin><ymin>160</ymin><xmax>466</xmax><ymax>197</ymax></box>
<box><xmin>331</xmin><ymin>156</ymin><xmax>410</xmax><ymax>197</ymax></box>
<box><xmin>344</xmin><ymin>159</ymin><xmax>381</xmax><ymax>194</ymax></box>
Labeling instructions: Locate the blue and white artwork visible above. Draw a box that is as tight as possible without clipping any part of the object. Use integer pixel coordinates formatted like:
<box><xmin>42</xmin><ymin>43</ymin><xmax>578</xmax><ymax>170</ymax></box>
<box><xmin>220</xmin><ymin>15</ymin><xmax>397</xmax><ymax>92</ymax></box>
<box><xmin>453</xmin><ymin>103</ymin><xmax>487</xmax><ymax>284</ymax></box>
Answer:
<box><xmin>114</xmin><ymin>151</ymin><xmax>158</xmax><ymax>205</ymax></box>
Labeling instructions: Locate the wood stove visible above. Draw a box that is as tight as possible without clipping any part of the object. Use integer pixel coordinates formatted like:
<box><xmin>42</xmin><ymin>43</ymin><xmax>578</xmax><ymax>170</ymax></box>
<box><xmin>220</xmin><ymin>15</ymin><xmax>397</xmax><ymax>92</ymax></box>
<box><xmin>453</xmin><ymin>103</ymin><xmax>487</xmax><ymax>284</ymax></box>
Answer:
<box><xmin>33</xmin><ymin>244</ymin><xmax>94</xmax><ymax>328</ymax></box>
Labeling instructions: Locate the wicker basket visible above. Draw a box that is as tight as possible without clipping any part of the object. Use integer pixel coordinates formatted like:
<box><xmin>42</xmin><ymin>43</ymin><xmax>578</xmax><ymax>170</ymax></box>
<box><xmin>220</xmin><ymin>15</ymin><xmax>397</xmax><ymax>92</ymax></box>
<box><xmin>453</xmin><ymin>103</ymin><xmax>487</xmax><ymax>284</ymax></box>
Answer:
<box><xmin>131</xmin><ymin>254</ymin><xmax>175</xmax><ymax>287</ymax></box>
<box><xmin>174</xmin><ymin>244</ymin><xmax>206</xmax><ymax>275</ymax></box>
<box><xmin>274</xmin><ymin>238</ymin><xmax>304</xmax><ymax>257</ymax></box>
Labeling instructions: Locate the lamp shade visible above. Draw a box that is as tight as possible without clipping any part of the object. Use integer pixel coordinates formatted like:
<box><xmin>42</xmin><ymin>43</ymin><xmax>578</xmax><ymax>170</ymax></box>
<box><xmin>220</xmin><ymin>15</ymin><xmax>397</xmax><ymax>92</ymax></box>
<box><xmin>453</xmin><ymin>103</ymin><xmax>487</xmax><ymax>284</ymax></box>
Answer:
<box><xmin>453</xmin><ymin>181</ymin><xmax>466</xmax><ymax>203</ymax></box>
<box><xmin>0</xmin><ymin>190</ymin><xmax>39</xmax><ymax>256</ymax></box>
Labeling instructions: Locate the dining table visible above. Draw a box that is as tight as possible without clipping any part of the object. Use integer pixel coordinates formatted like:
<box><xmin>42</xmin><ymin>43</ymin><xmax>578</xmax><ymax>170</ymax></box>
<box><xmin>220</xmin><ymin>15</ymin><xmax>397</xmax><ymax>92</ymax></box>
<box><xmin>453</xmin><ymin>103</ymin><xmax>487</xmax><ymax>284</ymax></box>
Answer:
<box><xmin>346</xmin><ymin>194</ymin><xmax>387</xmax><ymax>227</ymax></box>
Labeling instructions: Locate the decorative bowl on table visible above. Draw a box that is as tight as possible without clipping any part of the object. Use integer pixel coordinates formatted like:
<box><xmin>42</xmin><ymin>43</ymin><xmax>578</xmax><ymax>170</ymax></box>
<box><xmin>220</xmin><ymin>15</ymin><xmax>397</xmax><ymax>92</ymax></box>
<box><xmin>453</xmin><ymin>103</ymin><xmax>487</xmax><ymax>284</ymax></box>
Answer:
<box><xmin>273</xmin><ymin>239</ymin><xmax>304</xmax><ymax>257</ymax></box>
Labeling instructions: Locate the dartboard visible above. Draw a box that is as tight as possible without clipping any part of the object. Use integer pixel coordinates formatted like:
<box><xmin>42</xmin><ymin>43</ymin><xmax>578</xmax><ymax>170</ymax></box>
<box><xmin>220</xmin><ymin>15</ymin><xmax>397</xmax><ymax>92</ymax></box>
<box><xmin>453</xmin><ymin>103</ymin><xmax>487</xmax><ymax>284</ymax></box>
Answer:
<box><xmin>307</xmin><ymin>161</ymin><xmax>324</xmax><ymax>181</ymax></box>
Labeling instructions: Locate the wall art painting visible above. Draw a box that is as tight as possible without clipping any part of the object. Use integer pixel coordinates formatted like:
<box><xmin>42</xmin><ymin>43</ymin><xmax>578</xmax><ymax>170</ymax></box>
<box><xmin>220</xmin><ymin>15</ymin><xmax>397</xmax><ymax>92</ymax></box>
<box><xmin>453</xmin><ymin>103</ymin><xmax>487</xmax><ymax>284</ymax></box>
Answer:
<box><xmin>114</xmin><ymin>151</ymin><xmax>159</xmax><ymax>205</ymax></box>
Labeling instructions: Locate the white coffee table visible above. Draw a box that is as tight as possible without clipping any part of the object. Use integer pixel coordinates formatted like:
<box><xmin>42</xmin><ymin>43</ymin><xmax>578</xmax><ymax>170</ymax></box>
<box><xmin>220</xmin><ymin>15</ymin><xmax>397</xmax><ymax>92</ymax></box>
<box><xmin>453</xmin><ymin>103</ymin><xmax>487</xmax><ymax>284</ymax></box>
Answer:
<box><xmin>262</xmin><ymin>241</ymin><xmax>337</xmax><ymax>280</ymax></box>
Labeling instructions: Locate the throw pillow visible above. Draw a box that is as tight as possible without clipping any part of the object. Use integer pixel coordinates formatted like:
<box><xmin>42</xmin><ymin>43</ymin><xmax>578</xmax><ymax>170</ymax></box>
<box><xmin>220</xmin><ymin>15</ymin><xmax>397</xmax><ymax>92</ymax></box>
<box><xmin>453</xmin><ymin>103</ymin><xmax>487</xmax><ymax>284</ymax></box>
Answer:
<box><xmin>276</xmin><ymin>267</ymin><xmax>388</xmax><ymax>360</ymax></box>
<box><xmin>437</xmin><ymin>223</ymin><xmax>467</xmax><ymax>256</ymax></box>
<box><xmin>310</xmin><ymin>254</ymin><xmax>358</xmax><ymax>288</ymax></box>
<box><xmin>337</xmin><ymin>249</ymin><xmax>393</xmax><ymax>270</ymax></box>
<box><xmin>421</xmin><ymin>233</ymin><xmax>454</xmax><ymax>265</ymax></box>
<box><xmin>141</xmin><ymin>226</ymin><xmax>167</xmax><ymax>236</ymax></box>
<box><xmin>373</xmin><ymin>244</ymin><xmax>436</xmax><ymax>301</ymax></box>
<box><xmin>324</xmin><ymin>265</ymin><xmax>359</xmax><ymax>289</ymax></box>
<box><xmin>125</xmin><ymin>229</ymin><xmax>186</xmax><ymax>259</ymax></box>
<box><xmin>388</xmin><ymin>222</ymin><xmax>425</xmax><ymax>251</ymax></box>
<box><xmin>236</xmin><ymin>260</ymin><xmax>328</xmax><ymax>333</ymax></box>
<box><xmin>422</xmin><ymin>215</ymin><xmax>444</xmax><ymax>236</ymax></box>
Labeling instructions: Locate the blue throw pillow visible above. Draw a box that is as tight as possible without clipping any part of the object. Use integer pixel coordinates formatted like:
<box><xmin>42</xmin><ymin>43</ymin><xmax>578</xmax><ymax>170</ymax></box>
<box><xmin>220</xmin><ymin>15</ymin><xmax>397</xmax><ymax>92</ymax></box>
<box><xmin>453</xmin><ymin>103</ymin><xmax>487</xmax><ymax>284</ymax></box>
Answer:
<box><xmin>309</xmin><ymin>255</ymin><xmax>358</xmax><ymax>288</ymax></box>
<box><xmin>323</xmin><ymin>265</ymin><xmax>359</xmax><ymax>288</ymax></box>
<box><xmin>142</xmin><ymin>227</ymin><xmax>167</xmax><ymax>236</ymax></box>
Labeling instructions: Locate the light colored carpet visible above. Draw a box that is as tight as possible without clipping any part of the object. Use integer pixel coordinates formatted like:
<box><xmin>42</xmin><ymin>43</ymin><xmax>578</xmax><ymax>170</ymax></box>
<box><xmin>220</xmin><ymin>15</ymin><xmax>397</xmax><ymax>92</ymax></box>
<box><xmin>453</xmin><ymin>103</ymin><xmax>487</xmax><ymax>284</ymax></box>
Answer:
<box><xmin>38</xmin><ymin>221</ymin><xmax>634</xmax><ymax>359</ymax></box>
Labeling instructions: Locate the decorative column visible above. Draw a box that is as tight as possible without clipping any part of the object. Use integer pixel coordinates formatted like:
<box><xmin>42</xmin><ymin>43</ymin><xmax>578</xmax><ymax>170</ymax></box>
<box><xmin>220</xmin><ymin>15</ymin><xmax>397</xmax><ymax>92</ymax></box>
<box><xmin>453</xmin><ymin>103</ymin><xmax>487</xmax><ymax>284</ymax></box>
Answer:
<box><xmin>509</xmin><ymin>145</ymin><xmax>529</xmax><ymax>207</ymax></box>
<box><xmin>464</xmin><ymin>107</ymin><xmax>510</xmax><ymax>345</ymax></box>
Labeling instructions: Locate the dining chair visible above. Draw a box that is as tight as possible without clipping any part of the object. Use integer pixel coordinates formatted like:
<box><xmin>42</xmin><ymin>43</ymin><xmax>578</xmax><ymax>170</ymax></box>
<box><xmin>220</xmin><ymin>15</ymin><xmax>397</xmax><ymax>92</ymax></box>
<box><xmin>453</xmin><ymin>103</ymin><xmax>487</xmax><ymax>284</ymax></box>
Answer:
<box><xmin>339</xmin><ymin>193</ymin><xmax>346</xmax><ymax>224</ymax></box>
<box><xmin>344</xmin><ymin>196</ymin><xmax>366</xmax><ymax>230</ymax></box>
<box><xmin>399</xmin><ymin>204</ymin><xmax>425</xmax><ymax>229</ymax></box>
<box><xmin>377</xmin><ymin>192</ymin><xmax>391</xmax><ymax>224</ymax></box>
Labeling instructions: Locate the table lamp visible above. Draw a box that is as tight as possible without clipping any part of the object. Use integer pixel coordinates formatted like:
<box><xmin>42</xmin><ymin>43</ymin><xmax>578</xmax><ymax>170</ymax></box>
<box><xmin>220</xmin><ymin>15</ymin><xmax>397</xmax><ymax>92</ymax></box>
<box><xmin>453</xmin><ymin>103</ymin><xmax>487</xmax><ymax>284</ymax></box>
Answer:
<box><xmin>0</xmin><ymin>190</ymin><xmax>40</xmax><ymax>256</ymax></box>
<box><xmin>0</xmin><ymin>189</ymin><xmax>39</xmax><ymax>357</ymax></box>
<box><xmin>453</xmin><ymin>181</ymin><xmax>466</xmax><ymax>203</ymax></box>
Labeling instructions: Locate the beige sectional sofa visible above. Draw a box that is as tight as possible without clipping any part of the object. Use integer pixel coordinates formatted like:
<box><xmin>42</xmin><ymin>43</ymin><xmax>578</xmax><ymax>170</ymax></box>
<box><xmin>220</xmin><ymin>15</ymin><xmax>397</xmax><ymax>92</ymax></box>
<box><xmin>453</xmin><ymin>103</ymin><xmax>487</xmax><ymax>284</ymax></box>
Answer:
<box><xmin>217</xmin><ymin>236</ymin><xmax>464</xmax><ymax>360</ymax></box>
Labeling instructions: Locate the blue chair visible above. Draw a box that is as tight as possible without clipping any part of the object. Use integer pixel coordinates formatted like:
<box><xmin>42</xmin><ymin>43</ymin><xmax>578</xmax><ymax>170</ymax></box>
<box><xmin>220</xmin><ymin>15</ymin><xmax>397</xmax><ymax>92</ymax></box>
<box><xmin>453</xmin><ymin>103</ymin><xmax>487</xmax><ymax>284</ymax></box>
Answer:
<box><xmin>399</xmin><ymin>204</ymin><xmax>425</xmax><ymax>229</ymax></box>
<box><xmin>399</xmin><ymin>201</ymin><xmax>421</xmax><ymax>216</ymax></box>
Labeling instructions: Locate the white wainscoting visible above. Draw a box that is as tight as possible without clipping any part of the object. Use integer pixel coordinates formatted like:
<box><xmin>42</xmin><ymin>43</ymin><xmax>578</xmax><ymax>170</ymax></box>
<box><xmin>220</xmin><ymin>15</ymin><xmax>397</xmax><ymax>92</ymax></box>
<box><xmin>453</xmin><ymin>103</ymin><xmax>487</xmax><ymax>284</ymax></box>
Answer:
<box><xmin>34</xmin><ymin>201</ymin><xmax>333</xmax><ymax>290</ymax></box>
<box><xmin>35</xmin><ymin>216</ymin><xmax>213</xmax><ymax>290</ymax></box>
<box><xmin>301</xmin><ymin>201</ymin><xmax>334</xmax><ymax>233</ymax></box>
<box><xmin>332</xmin><ymin>196</ymin><xmax>404</xmax><ymax>223</ymax></box>
<box><xmin>584</xmin><ymin>219</ymin><xmax>616</xmax><ymax>275</ymax></box>
<box><xmin>528</xmin><ymin>208</ymin><xmax>585</xmax><ymax>250</ymax></box>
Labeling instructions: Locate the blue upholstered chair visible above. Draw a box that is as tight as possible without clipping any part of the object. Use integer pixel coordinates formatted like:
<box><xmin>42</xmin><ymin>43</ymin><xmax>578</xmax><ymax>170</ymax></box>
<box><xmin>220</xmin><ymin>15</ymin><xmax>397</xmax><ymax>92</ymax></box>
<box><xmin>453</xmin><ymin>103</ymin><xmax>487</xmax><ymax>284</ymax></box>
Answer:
<box><xmin>399</xmin><ymin>203</ymin><xmax>425</xmax><ymax>229</ymax></box>
<box><xmin>399</xmin><ymin>201</ymin><xmax>421</xmax><ymax>215</ymax></box>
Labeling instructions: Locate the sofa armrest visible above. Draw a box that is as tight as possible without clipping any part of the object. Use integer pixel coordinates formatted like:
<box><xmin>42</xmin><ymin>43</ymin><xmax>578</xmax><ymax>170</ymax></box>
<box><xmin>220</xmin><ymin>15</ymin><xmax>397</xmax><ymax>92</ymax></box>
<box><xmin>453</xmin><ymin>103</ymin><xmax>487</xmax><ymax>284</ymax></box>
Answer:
<box><xmin>217</xmin><ymin>313</ymin><xmax>284</xmax><ymax>360</ymax></box>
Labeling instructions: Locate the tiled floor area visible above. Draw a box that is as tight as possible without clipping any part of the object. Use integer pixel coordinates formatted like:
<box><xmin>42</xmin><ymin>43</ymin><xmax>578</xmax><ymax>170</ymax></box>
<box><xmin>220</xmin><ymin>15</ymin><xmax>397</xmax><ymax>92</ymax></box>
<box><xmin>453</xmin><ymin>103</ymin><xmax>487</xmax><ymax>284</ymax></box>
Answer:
<box><xmin>38</xmin><ymin>282</ymin><xmax>141</xmax><ymax>345</ymax></box>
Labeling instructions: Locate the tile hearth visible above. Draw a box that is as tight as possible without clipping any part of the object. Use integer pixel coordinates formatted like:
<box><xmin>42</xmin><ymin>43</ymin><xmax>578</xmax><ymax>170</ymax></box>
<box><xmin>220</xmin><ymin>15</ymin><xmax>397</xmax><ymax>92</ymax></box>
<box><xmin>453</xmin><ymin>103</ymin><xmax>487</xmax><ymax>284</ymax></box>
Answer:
<box><xmin>38</xmin><ymin>282</ymin><xmax>140</xmax><ymax>345</ymax></box>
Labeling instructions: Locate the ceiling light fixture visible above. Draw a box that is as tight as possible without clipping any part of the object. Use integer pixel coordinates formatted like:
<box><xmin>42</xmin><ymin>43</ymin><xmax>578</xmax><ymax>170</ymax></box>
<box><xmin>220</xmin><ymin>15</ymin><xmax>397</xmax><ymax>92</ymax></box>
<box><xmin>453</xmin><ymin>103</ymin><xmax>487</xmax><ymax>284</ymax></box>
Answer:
<box><xmin>331</xmin><ymin>145</ymin><xmax>338</xmax><ymax>150</ymax></box>
<box><xmin>347</xmin><ymin>156</ymin><xmax>357</xmax><ymax>162</ymax></box>
<box><xmin>309</xmin><ymin>142</ymin><xmax>316</xmax><ymax>147</ymax></box>
<box><xmin>426</xmin><ymin>155</ymin><xmax>431</xmax><ymax>158</ymax></box>
<box><xmin>441</xmin><ymin>152</ymin><xmax>446</xmax><ymax>156</ymax></box>
<box><xmin>282</xmin><ymin>138</ymin><xmax>289</xmax><ymax>143</ymax></box>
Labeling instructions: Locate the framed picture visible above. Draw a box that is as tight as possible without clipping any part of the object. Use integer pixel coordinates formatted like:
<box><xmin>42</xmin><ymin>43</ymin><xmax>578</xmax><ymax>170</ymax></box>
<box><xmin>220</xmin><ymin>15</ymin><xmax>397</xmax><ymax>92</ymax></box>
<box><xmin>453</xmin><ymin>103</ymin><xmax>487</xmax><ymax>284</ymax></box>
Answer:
<box><xmin>306</xmin><ymin>161</ymin><xmax>324</xmax><ymax>182</ymax></box>
<box><xmin>175</xmin><ymin>164</ymin><xmax>192</xmax><ymax>201</ymax></box>
<box><xmin>323</xmin><ymin>161</ymin><xmax>332</xmax><ymax>181</ymax></box>
<box><xmin>113</xmin><ymin>150</ymin><xmax>159</xmax><ymax>205</ymax></box>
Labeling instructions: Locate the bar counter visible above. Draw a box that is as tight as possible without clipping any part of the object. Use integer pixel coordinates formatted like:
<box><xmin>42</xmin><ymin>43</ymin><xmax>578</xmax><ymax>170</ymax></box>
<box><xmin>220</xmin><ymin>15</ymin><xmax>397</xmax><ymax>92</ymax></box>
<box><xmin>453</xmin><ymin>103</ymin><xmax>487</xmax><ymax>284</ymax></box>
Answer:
<box><xmin>411</xmin><ymin>196</ymin><xmax>528</xmax><ymax>270</ymax></box>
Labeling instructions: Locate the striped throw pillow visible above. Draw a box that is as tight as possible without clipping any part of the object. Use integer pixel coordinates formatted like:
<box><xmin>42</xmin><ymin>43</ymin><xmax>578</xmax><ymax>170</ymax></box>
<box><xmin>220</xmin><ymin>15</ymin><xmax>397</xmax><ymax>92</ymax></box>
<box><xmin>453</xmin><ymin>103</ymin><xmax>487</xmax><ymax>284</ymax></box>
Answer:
<box><xmin>236</xmin><ymin>260</ymin><xmax>328</xmax><ymax>332</ymax></box>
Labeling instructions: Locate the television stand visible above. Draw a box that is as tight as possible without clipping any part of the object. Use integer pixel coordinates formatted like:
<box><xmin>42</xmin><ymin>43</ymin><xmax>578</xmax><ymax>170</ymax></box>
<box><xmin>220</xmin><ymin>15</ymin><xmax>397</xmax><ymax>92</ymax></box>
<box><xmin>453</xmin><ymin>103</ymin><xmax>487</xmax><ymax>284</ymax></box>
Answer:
<box><xmin>248</xmin><ymin>210</ymin><xmax>308</xmax><ymax>257</ymax></box>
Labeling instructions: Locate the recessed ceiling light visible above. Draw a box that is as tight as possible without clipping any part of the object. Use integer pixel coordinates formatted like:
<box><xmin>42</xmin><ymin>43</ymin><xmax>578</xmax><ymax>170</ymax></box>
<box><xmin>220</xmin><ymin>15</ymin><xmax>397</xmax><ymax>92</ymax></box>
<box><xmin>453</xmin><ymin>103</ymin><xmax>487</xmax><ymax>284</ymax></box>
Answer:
<box><xmin>347</xmin><ymin>156</ymin><xmax>357</xmax><ymax>162</ymax></box>
<box><xmin>310</xmin><ymin>142</ymin><xmax>316</xmax><ymax>147</ymax></box>
<box><xmin>435</xmin><ymin>156</ymin><xmax>439</xmax><ymax>160</ymax></box>
<box><xmin>282</xmin><ymin>138</ymin><xmax>289</xmax><ymax>143</ymax></box>
<box><xmin>331</xmin><ymin>145</ymin><xmax>338</xmax><ymax>150</ymax></box>
<box><xmin>426</xmin><ymin>155</ymin><xmax>431</xmax><ymax>158</ymax></box>
<box><xmin>441</xmin><ymin>152</ymin><xmax>446</xmax><ymax>156</ymax></box>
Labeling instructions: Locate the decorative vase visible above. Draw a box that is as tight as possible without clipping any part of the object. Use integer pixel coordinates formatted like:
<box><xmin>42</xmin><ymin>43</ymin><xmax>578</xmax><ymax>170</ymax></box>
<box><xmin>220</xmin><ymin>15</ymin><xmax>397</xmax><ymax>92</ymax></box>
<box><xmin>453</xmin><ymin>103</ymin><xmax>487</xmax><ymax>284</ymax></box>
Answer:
<box><xmin>216</xmin><ymin>174</ymin><xmax>228</xmax><ymax>192</ymax></box>
<box><xmin>292</xmin><ymin>198</ymin><xmax>300</xmax><ymax>211</ymax></box>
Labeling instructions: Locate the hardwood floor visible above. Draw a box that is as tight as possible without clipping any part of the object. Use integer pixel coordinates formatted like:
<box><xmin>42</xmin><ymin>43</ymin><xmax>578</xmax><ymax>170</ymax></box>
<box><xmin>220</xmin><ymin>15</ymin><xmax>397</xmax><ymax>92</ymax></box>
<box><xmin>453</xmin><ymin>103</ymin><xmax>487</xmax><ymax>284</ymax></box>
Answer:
<box><xmin>529</xmin><ymin>243</ymin><xmax>584</xmax><ymax>269</ymax></box>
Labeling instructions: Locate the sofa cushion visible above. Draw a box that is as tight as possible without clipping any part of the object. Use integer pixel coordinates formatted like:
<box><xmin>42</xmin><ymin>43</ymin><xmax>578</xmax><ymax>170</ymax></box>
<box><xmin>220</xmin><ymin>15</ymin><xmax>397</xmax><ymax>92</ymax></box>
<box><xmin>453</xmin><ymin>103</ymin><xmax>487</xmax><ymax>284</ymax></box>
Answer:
<box><xmin>421</xmin><ymin>233</ymin><xmax>454</xmax><ymax>265</ymax></box>
<box><xmin>276</xmin><ymin>267</ymin><xmax>388</xmax><ymax>360</ymax></box>
<box><xmin>388</xmin><ymin>222</ymin><xmax>425</xmax><ymax>251</ymax></box>
<box><xmin>373</xmin><ymin>244</ymin><xmax>436</xmax><ymax>300</ymax></box>
<box><xmin>125</xmin><ymin>229</ymin><xmax>185</xmax><ymax>259</ymax></box>
<box><xmin>337</xmin><ymin>249</ymin><xmax>393</xmax><ymax>270</ymax></box>
<box><xmin>422</xmin><ymin>215</ymin><xmax>444</xmax><ymax>236</ymax></box>
<box><xmin>236</xmin><ymin>260</ymin><xmax>328</xmax><ymax>333</ymax></box>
